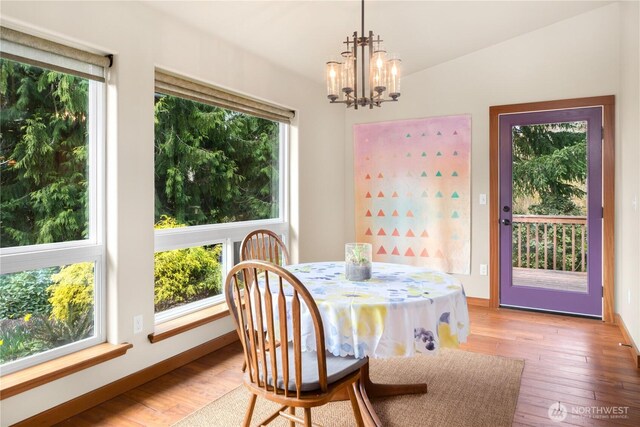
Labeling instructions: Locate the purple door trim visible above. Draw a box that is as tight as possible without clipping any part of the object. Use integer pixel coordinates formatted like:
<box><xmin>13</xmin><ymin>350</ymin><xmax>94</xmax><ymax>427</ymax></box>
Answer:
<box><xmin>499</xmin><ymin>107</ymin><xmax>602</xmax><ymax>317</ymax></box>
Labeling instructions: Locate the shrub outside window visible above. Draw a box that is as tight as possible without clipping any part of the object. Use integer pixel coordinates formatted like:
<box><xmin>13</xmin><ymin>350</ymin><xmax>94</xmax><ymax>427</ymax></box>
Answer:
<box><xmin>153</xmin><ymin>84</ymin><xmax>288</xmax><ymax>323</ymax></box>
<box><xmin>0</xmin><ymin>57</ymin><xmax>105</xmax><ymax>374</ymax></box>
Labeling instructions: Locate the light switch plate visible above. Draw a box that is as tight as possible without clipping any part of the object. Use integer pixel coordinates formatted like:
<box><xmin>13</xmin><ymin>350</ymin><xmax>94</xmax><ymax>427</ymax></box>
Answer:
<box><xmin>479</xmin><ymin>194</ymin><xmax>487</xmax><ymax>205</ymax></box>
<box><xmin>479</xmin><ymin>264</ymin><xmax>488</xmax><ymax>276</ymax></box>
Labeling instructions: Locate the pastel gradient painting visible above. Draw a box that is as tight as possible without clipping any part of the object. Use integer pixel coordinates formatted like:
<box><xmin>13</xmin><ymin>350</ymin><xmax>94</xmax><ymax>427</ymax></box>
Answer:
<box><xmin>354</xmin><ymin>115</ymin><xmax>471</xmax><ymax>274</ymax></box>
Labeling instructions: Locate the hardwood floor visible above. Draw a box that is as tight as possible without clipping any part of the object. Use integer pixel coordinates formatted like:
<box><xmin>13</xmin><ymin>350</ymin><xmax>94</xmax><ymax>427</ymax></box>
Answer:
<box><xmin>56</xmin><ymin>306</ymin><xmax>640</xmax><ymax>426</ymax></box>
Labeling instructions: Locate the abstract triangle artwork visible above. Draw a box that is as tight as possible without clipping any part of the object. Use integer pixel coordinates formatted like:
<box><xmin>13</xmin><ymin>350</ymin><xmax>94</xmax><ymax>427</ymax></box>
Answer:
<box><xmin>354</xmin><ymin>115</ymin><xmax>470</xmax><ymax>274</ymax></box>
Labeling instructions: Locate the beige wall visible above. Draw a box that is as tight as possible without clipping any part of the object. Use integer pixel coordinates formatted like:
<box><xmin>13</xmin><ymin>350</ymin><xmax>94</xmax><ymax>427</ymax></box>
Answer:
<box><xmin>344</xmin><ymin>1</ymin><xmax>639</xmax><ymax>342</ymax></box>
<box><xmin>0</xmin><ymin>1</ymin><xmax>345</xmax><ymax>425</ymax></box>
<box><xmin>615</xmin><ymin>0</ymin><xmax>640</xmax><ymax>346</ymax></box>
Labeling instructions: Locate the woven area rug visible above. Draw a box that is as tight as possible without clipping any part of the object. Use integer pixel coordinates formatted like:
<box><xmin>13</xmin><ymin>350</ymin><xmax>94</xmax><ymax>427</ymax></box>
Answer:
<box><xmin>174</xmin><ymin>349</ymin><xmax>524</xmax><ymax>427</ymax></box>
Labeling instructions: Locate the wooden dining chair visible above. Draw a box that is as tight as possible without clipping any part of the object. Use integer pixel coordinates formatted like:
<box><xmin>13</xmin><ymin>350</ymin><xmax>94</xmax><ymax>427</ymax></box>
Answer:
<box><xmin>240</xmin><ymin>229</ymin><xmax>290</xmax><ymax>265</ymax></box>
<box><xmin>238</xmin><ymin>230</ymin><xmax>291</xmax><ymax>372</ymax></box>
<box><xmin>225</xmin><ymin>260</ymin><xmax>370</xmax><ymax>427</ymax></box>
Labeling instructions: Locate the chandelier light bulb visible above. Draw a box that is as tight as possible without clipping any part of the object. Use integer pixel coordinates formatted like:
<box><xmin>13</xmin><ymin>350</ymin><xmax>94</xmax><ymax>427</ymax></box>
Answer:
<box><xmin>326</xmin><ymin>61</ymin><xmax>342</xmax><ymax>101</ymax></box>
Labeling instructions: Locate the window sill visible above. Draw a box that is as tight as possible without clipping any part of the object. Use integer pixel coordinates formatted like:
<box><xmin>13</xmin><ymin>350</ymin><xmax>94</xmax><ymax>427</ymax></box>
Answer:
<box><xmin>0</xmin><ymin>342</ymin><xmax>133</xmax><ymax>400</ymax></box>
<box><xmin>148</xmin><ymin>303</ymin><xmax>231</xmax><ymax>344</ymax></box>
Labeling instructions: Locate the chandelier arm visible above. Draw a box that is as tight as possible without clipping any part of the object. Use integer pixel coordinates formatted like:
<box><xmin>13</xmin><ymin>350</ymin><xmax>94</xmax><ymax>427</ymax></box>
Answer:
<box><xmin>369</xmin><ymin>30</ymin><xmax>374</xmax><ymax>109</ymax></box>
<box><xmin>353</xmin><ymin>30</ymin><xmax>358</xmax><ymax>110</ymax></box>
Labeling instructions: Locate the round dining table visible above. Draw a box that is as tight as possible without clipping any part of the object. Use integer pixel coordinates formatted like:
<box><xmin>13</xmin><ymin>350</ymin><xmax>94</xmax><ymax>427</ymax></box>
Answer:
<box><xmin>258</xmin><ymin>261</ymin><xmax>470</xmax><ymax>426</ymax></box>
<box><xmin>283</xmin><ymin>261</ymin><xmax>470</xmax><ymax>359</ymax></box>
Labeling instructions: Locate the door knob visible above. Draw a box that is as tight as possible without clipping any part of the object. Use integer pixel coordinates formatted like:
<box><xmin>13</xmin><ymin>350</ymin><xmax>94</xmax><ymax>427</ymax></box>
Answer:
<box><xmin>501</xmin><ymin>219</ymin><xmax>511</xmax><ymax>226</ymax></box>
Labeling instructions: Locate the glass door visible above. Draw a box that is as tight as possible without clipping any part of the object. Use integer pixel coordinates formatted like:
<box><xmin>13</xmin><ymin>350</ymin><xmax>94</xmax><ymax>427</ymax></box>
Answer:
<box><xmin>499</xmin><ymin>107</ymin><xmax>602</xmax><ymax>317</ymax></box>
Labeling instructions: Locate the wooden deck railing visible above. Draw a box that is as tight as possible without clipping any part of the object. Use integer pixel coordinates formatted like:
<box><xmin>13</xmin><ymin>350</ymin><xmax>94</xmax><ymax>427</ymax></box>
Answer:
<box><xmin>512</xmin><ymin>215</ymin><xmax>587</xmax><ymax>272</ymax></box>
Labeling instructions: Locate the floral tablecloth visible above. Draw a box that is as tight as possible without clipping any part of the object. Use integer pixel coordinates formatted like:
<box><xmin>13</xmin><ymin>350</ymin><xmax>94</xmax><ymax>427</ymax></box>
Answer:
<box><xmin>260</xmin><ymin>262</ymin><xmax>469</xmax><ymax>359</ymax></box>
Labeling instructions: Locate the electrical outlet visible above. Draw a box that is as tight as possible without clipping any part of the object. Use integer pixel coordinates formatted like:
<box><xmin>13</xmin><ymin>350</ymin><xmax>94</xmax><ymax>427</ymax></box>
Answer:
<box><xmin>133</xmin><ymin>315</ymin><xmax>143</xmax><ymax>334</ymax></box>
<box><xmin>479</xmin><ymin>264</ymin><xmax>488</xmax><ymax>276</ymax></box>
<box><xmin>479</xmin><ymin>194</ymin><xmax>487</xmax><ymax>205</ymax></box>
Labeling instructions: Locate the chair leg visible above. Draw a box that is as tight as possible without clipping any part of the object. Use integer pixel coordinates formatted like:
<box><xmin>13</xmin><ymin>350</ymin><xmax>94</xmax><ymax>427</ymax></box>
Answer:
<box><xmin>303</xmin><ymin>408</ymin><xmax>312</xmax><ymax>427</ymax></box>
<box><xmin>242</xmin><ymin>360</ymin><xmax>247</xmax><ymax>372</ymax></box>
<box><xmin>243</xmin><ymin>393</ymin><xmax>257</xmax><ymax>427</ymax></box>
<box><xmin>347</xmin><ymin>382</ymin><xmax>365</xmax><ymax>427</ymax></box>
<box><xmin>358</xmin><ymin>378</ymin><xmax>382</xmax><ymax>427</ymax></box>
<box><xmin>288</xmin><ymin>406</ymin><xmax>296</xmax><ymax>427</ymax></box>
<box><xmin>289</xmin><ymin>406</ymin><xmax>296</xmax><ymax>427</ymax></box>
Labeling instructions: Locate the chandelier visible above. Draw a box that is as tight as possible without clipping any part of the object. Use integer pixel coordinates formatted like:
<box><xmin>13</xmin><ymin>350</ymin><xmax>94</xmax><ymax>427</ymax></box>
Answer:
<box><xmin>326</xmin><ymin>0</ymin><xmax>401</xmax><ymax>109</ymax></box>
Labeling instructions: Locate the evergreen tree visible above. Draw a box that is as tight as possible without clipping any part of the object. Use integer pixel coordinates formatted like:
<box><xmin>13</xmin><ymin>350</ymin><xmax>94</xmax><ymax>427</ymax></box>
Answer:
<box><xmin>512</xmin><ymin>123</ymin><xmax>587</xmax><ymax>215</ymax></box>
<box><xmin>0</xmin><ymin>59</ymin><xmax>89</xmax><ymax>247</ymax></box>
<box><xmin>154</xmin><ymin>94</ymin><xmax>279</xmax><ymax>226</ymax></box>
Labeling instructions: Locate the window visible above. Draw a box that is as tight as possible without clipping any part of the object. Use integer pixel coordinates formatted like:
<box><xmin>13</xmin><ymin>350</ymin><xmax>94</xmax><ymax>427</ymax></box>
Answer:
<box><xmin>0</xmin><ymin>28</ymin><xmax>108</xmax><ymax>374</ymax></box>
<box><xmin>153</xmin><ymin>71</ymin><xmax>291</xmax><ymax>323</ymax></box>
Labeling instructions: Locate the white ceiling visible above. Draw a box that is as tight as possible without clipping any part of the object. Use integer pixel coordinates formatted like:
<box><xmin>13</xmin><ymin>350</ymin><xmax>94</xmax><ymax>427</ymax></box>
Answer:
<box><xmin>143</xmin><ymin>1</ymin><xmax>611</xmax><ymax>83</ymax></box>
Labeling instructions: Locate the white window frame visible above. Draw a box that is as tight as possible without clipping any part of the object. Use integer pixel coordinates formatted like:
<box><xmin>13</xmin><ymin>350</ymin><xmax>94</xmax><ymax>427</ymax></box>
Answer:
<box><xmin>154</xmin><ymin>118</ymin><xmax>289</xmax><ymax>324</ymax></box>
<box><xmin>0</xmin><ymin>79</ymin><xmax>106</xmax><ymax>375</ymax></box>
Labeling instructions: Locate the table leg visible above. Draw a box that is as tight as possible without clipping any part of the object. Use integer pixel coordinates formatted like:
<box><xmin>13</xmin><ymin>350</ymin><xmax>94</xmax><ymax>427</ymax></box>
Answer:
<box><xmin>336</xmin><ymin>360</ymin><xmax>428</xmax><ymax>427</ymax></box>
<box><xmin>360</xmin><ymin>359</ymin><xmax>428</xmax><ymax>398</ymax></box>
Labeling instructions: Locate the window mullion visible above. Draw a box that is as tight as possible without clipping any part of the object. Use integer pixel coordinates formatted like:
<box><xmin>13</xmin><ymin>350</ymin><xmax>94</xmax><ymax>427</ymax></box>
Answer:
<box><xmin>0</xmin><ymin>245</ymin><xmax>102</xmax><ymax>275</ymax></box>
<box><xmin>154</xmin><ymin>221</ymin><xmax>287</xmax><ymax>252</ymax></box>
